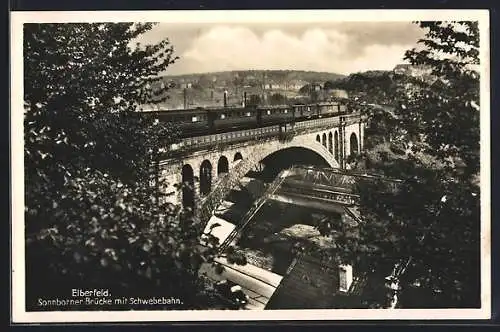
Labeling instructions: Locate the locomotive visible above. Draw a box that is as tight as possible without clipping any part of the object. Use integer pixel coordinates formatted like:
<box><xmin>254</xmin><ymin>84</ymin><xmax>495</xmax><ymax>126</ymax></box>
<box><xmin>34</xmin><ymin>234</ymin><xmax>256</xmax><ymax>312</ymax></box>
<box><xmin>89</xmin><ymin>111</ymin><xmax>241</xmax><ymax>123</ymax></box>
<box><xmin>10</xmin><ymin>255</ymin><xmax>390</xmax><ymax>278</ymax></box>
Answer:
<box><xmin>146</xmin><ymin>101</ymin><xmax>348</xmax><ymax>138</ymax></box>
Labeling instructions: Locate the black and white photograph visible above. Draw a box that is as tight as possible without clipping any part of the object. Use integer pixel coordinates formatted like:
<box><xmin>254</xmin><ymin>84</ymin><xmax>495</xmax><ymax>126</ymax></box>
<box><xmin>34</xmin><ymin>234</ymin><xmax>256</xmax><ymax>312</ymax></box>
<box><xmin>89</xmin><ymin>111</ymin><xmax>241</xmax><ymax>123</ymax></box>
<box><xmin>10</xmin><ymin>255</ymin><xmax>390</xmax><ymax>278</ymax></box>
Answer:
<box><xmin>11</xmin><ymin>10</ymin><xmax>490</xmax><ymax>322</ymax></box>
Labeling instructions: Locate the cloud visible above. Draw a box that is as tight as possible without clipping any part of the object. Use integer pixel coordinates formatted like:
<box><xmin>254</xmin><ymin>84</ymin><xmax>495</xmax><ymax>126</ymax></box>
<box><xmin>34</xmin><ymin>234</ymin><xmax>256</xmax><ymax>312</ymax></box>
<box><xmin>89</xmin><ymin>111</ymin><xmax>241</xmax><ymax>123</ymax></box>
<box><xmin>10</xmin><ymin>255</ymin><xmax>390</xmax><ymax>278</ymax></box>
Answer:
<box><xmin>137</xmin><ymin>22</ymin><xmax>424</xmax><ymax>75</ymax></box>
<box><xmin>332</xmin><ymin>22</ymin><xmax>424</xmax><ymax>48</ymax></box>
<box><xmin>177</xmin><ymin>25</ymin><xmax>416</xmax><ymax>75</ymax></box>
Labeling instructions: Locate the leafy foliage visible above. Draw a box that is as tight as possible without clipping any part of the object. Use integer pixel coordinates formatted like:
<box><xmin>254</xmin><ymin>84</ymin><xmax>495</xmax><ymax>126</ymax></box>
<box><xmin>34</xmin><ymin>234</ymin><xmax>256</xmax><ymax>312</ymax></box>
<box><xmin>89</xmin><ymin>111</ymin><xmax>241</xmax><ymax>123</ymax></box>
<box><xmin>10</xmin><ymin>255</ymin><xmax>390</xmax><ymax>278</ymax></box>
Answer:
<box><xmin>298</xmin><ymin>84</ymin><xmax>313</xmax><ymax>95</ymax></box>
<box><xmin>325</xmin><ymin>71</ymin><xmax>399</xmax><ymax>105</ymax></box>
<box><xmin>24</xmin><ymin>23</ymin><xmax>228</xmax><ymax>310</ymax></box>
<box><xmin>269</xmin><ymin>93</ymin><xmax>287</xmax><ymax>105</ymax></box>
<box><xmin>246</xmin><ymin>94</ymin><xmax>262</xmax><ymax>107</ymax></box>
<box><xmin>341</xmin><ymin>22</ymin><xmax>481</xmax><ymax>308</ymax></box>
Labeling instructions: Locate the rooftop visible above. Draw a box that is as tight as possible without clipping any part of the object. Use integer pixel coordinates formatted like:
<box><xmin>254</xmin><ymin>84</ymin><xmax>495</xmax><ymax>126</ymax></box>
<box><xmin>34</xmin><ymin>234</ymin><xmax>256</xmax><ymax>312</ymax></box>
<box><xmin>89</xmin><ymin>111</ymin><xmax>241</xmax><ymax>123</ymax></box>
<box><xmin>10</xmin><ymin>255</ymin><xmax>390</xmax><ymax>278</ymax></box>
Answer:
<box><xmin>265</xmin><ymin>254</ymin><xmax>369</xmax><ymax>309</ymax></box>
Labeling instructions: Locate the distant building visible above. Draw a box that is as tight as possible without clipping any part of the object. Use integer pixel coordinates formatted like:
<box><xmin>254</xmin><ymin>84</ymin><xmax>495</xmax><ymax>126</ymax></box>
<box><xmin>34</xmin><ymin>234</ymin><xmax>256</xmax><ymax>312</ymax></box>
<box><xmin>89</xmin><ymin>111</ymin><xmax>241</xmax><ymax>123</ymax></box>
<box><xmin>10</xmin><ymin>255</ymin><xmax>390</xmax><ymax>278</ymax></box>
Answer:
<box><xmin>180</xmin><ymin>82</ymin><xmax>193</xmax><ymax>89</ymax></box>
<box><xmin>263</xmin><ymin>79</ymin><xmax>311</xmax><ymax>91</ymax></box>
<box><xmin>311</xmin><ymin>82</ymin><xmax>322</xmax><ymax>91</ymax></box>
<box><xmin>288</xmin><ymin>79</ymin><xmax>309</xmax><ymax>91</ymax></box>
<box><xmin>263</xmin><ymin>81</ymin><xmax>287</xmax><ymax>90</ymax></box>
<box><xmin>329</xmin><ymin>89</ymin><xmax>349</xmax><ymax>99</ymax></box>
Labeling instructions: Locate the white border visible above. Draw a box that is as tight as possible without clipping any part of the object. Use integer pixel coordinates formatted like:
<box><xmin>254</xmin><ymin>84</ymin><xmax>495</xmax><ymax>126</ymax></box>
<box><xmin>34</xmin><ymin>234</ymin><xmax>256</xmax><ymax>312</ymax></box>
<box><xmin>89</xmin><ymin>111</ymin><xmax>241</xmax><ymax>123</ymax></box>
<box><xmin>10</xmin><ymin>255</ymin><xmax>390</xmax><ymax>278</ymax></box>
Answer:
<box><xmin>11</xmin><ymin>9</ymin><xmax>491</xmax><ymax>323</ymax></box>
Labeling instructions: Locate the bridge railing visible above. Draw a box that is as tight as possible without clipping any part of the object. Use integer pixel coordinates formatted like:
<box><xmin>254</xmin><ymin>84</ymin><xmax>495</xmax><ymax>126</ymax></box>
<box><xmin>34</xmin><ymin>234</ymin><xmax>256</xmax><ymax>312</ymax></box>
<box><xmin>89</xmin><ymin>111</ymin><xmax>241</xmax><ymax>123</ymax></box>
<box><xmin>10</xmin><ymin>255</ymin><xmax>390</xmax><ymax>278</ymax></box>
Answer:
<box><xmin>163</xmin><ymin>113</ymin><xmax>362</xmax><ymax>156</ymax></box>
<box><xmin>287</xmin><ymin>164</ymin><xmax>403</xmax><ymax>192</ymax></box>
<box><xmin>275</xmin><ymin>181</ymin><xmax>360</xmax><ymax>206</ymax></box>
<box><xmin>166</xmin><ymin>125</ymin><xmax>281</xmax><ymax>157</ymax></box>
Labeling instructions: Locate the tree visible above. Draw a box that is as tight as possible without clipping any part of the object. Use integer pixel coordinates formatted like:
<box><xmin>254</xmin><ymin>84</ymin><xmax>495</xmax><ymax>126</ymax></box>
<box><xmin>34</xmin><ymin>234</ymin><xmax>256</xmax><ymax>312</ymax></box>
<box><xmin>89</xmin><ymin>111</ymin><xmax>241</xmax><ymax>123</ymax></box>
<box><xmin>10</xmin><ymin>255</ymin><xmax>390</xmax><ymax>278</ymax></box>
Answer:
<box><xmin>232</xmin><ymin>74</ymin><xmax>244</xmax><ymax>95</ymax></box>
<box><xmin>246</xmin><ymin>94</ymin><xmax>262</xmax><ymax>107</ymax></box>
<box><xmin>344</xmin><ymin>21</ymin><xmax>481</xmax><ymax>308</ymax></box>
<box><xmin>269</xmin><ymin>93</ymin><xmax>286</xmax><ymax>105</ymax></box>
<box><xmin>329</xmin><ymin>71</ymin><xmax>408</xmax><ymax>107</ymax></box>
<box><xmin>197</xmin><ymin>74</ymin><xmax>212</xmax><ymax>89</ymax></box>
<box><xmin>323</xmin><ymin>80</ymin><xmax>339</xmax><ymax>90</ymax></box>
<box><xmin>24</xmin><ymin>23</ymin><xmax>227</xmax><ymax>310</ymax></box>
<box><xmin>298</xmin><ymin>84</ymin><xmax>311</xmax><ymax>94</ymax></box>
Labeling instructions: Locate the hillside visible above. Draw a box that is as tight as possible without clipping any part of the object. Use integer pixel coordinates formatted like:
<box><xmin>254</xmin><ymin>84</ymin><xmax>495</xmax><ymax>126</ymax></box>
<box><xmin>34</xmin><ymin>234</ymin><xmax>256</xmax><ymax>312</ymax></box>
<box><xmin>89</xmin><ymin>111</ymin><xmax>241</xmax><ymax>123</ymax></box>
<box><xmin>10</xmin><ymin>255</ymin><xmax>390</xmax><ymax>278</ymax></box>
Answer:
<box><xmin>150</xmin><ymin>70</ymin><xmax>345</xmax><ymax>109</ymax></box>
<box><xmin>162</xmin><ymin>70</ymin><xmax>345</xmax><ymax>87</ymax></box>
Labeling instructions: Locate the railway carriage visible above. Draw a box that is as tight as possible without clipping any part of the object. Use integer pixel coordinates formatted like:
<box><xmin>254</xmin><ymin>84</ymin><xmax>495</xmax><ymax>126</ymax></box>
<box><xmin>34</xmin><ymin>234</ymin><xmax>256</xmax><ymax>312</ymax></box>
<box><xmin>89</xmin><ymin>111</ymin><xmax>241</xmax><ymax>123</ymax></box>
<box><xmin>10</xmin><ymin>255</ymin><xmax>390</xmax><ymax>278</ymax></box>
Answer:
<box><xmin>257</xmin><ymin>105</ymin><xmax>294</xmax><ymax>126</ymax></box>
<box><xmin>293</xmin><ymin>103</ymin><xmax>317</xmax><ymax>120</ymax></box>
<box><xmin>209</xmin><ymin>107</ymin><xmax>259</xmax><ymax>132</ymax></box>
<box><xmin>317</xmin><ymin>102</ymin><xmax>340</xmax><ymax>118</ymax></box>
<box><xmin>146</xmin><ymin>100</ymin><xmax>348</xmax><ymax>138</ymax></box>
<box><xmin>149</xmin><ymin>108</ymin><xmax>210</xmax><ymax>137</ymax></box>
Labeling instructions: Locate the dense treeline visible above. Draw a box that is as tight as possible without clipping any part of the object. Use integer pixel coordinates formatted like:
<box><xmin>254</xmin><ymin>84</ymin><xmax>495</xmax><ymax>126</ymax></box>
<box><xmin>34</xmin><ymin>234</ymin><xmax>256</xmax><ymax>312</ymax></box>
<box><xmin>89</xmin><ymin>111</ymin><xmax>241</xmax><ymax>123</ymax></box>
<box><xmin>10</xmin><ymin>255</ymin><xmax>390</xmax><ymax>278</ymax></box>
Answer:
<box><xmin>24</xmin><ymin>23</ymin><xmax>231</xmax><ymax>311</ymax></box>
<box><xmin>337</xmin><ymin>21</ymin><xmax>482</xmax><ymax>308</ymax></box>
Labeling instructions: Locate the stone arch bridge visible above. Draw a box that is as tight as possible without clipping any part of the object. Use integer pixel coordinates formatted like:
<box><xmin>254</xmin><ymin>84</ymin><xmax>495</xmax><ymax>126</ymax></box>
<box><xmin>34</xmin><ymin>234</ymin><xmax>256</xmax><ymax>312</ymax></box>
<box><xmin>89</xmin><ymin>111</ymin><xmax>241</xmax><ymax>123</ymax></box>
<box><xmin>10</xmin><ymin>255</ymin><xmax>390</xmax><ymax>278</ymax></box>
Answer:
<box><xmin>158</xmin><ymin>113</ymin><xmax>365</xmax><ymax>208</ymax></box>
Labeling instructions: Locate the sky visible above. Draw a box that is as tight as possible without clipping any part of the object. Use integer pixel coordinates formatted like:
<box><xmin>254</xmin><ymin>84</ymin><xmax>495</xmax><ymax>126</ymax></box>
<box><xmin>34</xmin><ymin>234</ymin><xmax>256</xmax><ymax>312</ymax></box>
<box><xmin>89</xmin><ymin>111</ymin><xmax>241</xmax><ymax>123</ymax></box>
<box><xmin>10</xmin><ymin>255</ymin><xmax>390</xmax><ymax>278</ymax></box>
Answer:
<box><xmin>137</xmin><ymin>22</ymin><xmax>425</xmax><ymax>76</ymax></box>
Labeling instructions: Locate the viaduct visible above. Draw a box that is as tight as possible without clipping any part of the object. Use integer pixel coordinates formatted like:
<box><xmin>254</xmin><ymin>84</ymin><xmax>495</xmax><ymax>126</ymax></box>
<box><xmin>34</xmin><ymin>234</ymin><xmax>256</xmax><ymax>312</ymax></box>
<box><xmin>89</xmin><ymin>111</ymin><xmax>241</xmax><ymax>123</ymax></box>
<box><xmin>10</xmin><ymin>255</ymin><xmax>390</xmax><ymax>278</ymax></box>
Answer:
<box><xmin>157</xmin><ymin>113</ymin><xmax>366</xmax><ymax>209</ymax></box>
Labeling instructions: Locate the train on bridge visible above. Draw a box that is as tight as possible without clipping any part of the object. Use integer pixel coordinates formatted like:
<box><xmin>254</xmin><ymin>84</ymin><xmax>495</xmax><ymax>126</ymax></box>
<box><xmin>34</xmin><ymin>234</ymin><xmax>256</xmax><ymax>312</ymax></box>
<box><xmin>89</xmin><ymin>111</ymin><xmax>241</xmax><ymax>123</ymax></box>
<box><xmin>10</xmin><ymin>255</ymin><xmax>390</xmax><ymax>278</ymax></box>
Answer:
<box><xmin>144</xmin><ymin>101</ymin><xmax>350</xmax><ymax>137</ymax></box>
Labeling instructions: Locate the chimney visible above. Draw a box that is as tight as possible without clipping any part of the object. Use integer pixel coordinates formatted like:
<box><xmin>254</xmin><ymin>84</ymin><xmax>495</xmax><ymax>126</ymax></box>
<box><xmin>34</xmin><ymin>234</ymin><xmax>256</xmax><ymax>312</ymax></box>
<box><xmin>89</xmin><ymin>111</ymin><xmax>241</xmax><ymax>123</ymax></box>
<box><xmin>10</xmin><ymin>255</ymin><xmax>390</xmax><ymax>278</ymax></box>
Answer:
<box><xmin>183</xmin><ymin>88</ymin><xmax>187</xmax><ymax>109</ymax></box>
<box><xmin>338</xmin><ymin>264</ymin><xmax>353</xmax><ymax>292</ymax></box>
<box><xmin>223</xmin><ymin>90</ymin><xmax>228</xmax><ymax>107</ymax></box>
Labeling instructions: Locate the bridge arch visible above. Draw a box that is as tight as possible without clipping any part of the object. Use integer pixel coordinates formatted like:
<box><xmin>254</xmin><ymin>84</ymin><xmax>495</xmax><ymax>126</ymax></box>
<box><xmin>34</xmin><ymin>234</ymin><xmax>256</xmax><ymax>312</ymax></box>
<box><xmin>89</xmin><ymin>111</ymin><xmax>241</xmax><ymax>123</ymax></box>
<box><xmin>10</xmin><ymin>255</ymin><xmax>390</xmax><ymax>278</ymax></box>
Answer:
<box><xmin>316</xmin><ymin>134</ymin><xmax>320</xmax><ymax>143</ymax></box>
<box><xmin>350</xmin><ymin>133</ymin><xmax>359</xmax><ymax>156</ymax></box>
<box><xmin>217</xmin><ymin>155</ymin><xmax>229</xmax><ymax>175</ymax></box>
<box><xmin>248</xmin><ymin>138</ymin><xmax>341</xmax><ymax>173</ymax></box>
<box><xmin>181</xmin><ymin>164</ymin><xmax>195</xmax><ymax>209</ymax></box>
<box><xmin>234</xmin><ymin>152</ymin><xmax>243</xmax><ymax>162</ymax></box>
<box><xmin>199</xmin><ymin>160</ymin><xmax>212</xmax><ymax>196</ymax></box>
<box><xmin>322</xmin><ymin>133</ymin><xmax>327</xmax><ymax>147</ymax></box>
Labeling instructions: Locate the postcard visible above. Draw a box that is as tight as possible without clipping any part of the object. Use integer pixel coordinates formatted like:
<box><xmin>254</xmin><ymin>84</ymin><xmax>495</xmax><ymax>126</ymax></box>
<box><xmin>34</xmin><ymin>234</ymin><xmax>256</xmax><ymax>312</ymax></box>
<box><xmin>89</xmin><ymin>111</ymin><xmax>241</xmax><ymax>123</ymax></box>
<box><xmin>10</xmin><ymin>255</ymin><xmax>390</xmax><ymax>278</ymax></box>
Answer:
<box><xmin>11</xmin><ymin>9</ymin><xmax>491</xmax><ymax>323</ymax></box>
